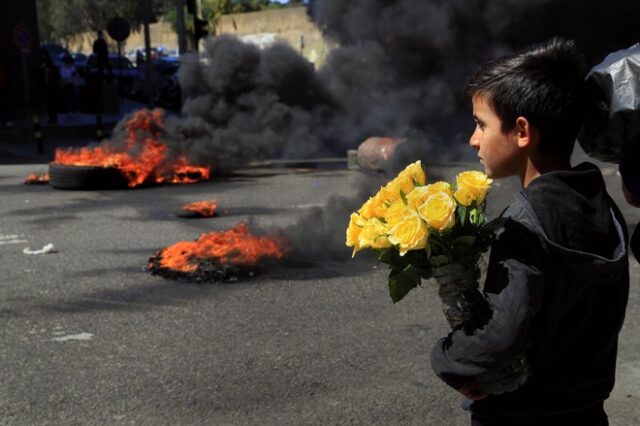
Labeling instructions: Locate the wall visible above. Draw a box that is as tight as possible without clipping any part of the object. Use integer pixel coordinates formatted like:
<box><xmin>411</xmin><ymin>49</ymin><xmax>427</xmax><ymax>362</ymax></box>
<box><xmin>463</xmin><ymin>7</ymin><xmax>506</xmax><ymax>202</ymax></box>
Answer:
<box><xmin>216</xmin><ymin>7</ymin><xmax>333</xmax><ymax>66</ymax></box>
<box><xmin>67</xmin><ymin>21</ymin><xmax>178</xmax><ymax>56</ymax></box>
<box><xmin>65</xmin><ymin>7</ymin><xmax>332</xmax><ymax>67</ymax></box>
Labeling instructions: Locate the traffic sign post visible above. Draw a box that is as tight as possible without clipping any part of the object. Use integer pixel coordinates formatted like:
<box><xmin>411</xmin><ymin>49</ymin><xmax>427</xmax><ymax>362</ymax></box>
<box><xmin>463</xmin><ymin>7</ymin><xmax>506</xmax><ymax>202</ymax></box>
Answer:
<box><xmin>13</xmin><ymin>23</ymin><xmax>42</xmax><ymax>153</ymax></box>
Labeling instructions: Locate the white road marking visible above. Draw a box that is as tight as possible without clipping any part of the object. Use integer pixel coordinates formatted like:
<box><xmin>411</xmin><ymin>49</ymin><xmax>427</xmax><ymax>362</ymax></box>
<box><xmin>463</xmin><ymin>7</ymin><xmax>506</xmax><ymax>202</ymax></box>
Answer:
<box><xmin>0</xmin><ymin>234</ymin><xmax>28</xmax><ymax>246</ymax></box>
<box><xmin>291</xmin><ymin>203</ymin><xmax>326</xmax><ymax>209</ymax></box>
<box><xmin>0</xmin><ymin>239</ymin><xmax>28</xmax><ymax>246</ymax></box>
<box><xmin>51</xmin><ymin>332</ymin><xmax>94</xmax><ymax>342</ymax></box>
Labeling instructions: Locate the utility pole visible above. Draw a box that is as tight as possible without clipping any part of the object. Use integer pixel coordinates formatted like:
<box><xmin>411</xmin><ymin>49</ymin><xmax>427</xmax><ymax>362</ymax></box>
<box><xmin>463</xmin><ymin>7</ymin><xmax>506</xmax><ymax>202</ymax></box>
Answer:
<box><xmin>176</xmin><ymin>0</ymin><xmax>187</xmax><ymax>54</ymax></box>
<box><xmin>143</xmin><ymin>0</ymin><xmax>154</xmax><ymax>106</ymax></box>
<box><xmin>187</xmin><ymin>0</ymin><xmax>208</xmax><ymax>52</ymax></box>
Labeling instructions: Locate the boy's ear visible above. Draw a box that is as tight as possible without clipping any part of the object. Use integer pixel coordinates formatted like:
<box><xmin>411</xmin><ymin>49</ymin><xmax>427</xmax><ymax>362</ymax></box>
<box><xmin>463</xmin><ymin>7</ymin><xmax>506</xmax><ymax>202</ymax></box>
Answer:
<box><xmin>514</xmin><ymin>116</ymin><xmax>538</xmax><ymax>149</ymax></box>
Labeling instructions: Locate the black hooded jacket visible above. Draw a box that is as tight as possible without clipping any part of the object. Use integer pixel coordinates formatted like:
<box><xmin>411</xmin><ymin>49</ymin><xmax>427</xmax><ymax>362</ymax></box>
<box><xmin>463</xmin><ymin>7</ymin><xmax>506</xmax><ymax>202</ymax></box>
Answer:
<box><xmin>430</xmin><ymin>163</ymin><xmax>630</xmax><ymax>419</ymax></box>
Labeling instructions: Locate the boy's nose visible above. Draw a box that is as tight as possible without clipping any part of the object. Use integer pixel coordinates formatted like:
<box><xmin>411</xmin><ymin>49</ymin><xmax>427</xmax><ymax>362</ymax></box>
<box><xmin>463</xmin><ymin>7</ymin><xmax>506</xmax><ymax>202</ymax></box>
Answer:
<box><xmin>469</xmin><ymin>129</ymin><xmax>481</xmax><ymax>149</ymax></box>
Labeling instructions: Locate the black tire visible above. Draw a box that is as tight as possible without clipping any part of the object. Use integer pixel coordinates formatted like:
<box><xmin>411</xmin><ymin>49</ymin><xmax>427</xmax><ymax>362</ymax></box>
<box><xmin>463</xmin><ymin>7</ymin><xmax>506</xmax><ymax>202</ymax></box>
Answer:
<box><xmin>48</xmin><ymin>163</ymin><xmax>130</xmax><ymax>190</ymax></box>
<box><xmin>176</xmin><ymin>209</ymin><xmax>207</xmax><ymax>218</ymax></box>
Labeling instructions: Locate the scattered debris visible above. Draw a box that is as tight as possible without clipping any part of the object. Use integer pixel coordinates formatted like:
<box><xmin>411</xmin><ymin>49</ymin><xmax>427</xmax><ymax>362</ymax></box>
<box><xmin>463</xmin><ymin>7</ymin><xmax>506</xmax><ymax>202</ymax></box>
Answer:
<box><xmin>177</xmin><ymin>199</ymin><xmax>218</xmax><ymax>218</ymax></box>
<box><xmin>24</xmin><ymin>172</ymin><xmax>50</xmax><ymax>185</ymax></box>
<box><xmin>23</xmin><ymin>243</ymin><xmax>56</xmax><ymax>255</ymax></box>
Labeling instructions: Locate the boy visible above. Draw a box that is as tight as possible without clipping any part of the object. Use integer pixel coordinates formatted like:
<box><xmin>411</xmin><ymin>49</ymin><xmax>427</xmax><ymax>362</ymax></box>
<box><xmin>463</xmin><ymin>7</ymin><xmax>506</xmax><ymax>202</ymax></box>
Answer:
<box><xmin>430</xmin><ymin>39</ymin><xmax>630</xmax><ymax>425</ymax></box>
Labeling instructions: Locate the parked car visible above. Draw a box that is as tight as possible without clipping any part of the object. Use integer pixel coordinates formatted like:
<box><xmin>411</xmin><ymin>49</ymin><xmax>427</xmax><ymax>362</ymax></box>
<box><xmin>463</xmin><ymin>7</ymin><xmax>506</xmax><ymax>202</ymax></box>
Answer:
<box><xmin>41</xmin><ymin>42</ymin><xmax>69</xmax><ymax>67</ymax></box>
<box><xmin>86</xmin><ymin>54</ymin><xmax>138</xmax><ymax>97</ymax></box>
<box><xmin>133</xmin><ymin>56</ymin><xmax>182</xmax><ymax>110</ymax></box>
<box><xmin>154</xmin><ymin>57</ymin><xmax>181</xmax><ymax>110</ymax></box>
<box><xmin>57</xmin><ymin>52</ymin><xmax>88</xmax><ymax>75</ymax></box>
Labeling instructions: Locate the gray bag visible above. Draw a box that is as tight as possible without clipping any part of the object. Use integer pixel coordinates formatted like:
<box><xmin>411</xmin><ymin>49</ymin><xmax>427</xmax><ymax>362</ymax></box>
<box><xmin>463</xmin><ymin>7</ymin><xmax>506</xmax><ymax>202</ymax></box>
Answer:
<box><xmin>578</xmin><ymin>43</ymin><xmax>640</xmax><ymax>163</ymax></box>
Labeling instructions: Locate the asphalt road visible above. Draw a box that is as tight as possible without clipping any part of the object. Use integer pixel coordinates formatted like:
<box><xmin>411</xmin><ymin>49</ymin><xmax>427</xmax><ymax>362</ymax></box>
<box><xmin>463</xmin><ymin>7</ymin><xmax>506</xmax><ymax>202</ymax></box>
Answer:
<box><xmin>1</xmin><ymin>161</ymin><xmax>638</xmax><ymax>426</ymax></box>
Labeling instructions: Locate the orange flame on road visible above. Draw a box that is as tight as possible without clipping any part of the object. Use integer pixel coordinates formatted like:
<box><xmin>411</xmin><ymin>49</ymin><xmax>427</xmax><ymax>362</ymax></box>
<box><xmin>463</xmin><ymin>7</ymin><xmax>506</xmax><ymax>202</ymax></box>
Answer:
<box><xmin>181</xmin><ymin>199</ymin><xmax>218</xmax><ymax>217</ymax></box>
<box><xmin>24</xmin><ymin>173</ymin><xmax>50</xmax><ymax>184</ymax></box>
<box><xmin>53</xmin><ymin>109</ymin><xmax>210</xmax><ymax>187</ymax></box>
<box><xmin>154</xmin><ymin>223</ymin><xmax>288</xmax><ymax>273</ymax></box>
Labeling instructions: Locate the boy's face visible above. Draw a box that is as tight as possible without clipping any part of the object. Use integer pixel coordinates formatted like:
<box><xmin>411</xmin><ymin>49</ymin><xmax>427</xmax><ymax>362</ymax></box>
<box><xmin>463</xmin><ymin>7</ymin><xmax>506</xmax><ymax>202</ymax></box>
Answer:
<box><xmin>469</xmin><ymin>94</ymin><xmax>522</xmax><ymax>179</ymax></box>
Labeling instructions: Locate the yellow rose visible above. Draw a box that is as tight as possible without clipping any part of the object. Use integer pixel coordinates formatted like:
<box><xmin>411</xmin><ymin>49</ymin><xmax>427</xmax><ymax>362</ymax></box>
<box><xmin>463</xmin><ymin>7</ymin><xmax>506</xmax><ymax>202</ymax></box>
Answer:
<box><xmin>384</xmin><ymin>199</ymin><xmax>408</xmax><ymax>227</ymax></box>
<box><xmin>390</xmin><ymin>173</ymin><xmax>415</xmax><ymax>196</ymax></box>
<box><xmin>388</xmin><ymin>208</ymin><xmax>429</xmax><ymax>256</ymax></box>
<box><xmin>358</xmin><ymin>218</ymin><xmax>391</xmax><ymax>250</ymax></box>
<box><xmin>454</xmin><ymin>171</ymin><xmax>492</xmax><ymax>206</ymax></box>
<box><xmin>406</xmin><ymin>181</ymin><xmax>453</xmax><ymax>209</ymax></box>
<box><xmin>418</xmin><ymin>192</ymin><xmax>457</xmax><ymax>232</ymax></box>
<box><xmin>346</xmin><ymin>212</ymin><xmax>366</xmax><ymax>246</ymax></box>
<box><xmin>358</xmin><ymin>195</ymin><xmax>387</xmax><ymax>219</ymax></box>
<box><xmin>377</xmin><ymin>183</ymin><xmax>401</xmax><ymax>205</ymax></box>
<box><xmin>383</xmin><ymin>161</ymin><xmax>427</xmax><ymax>198</ymax></box>
<box><xmin>401</xmin><ymin>161</ymin><xmax>427</xmax><ymax>186</ymax></box>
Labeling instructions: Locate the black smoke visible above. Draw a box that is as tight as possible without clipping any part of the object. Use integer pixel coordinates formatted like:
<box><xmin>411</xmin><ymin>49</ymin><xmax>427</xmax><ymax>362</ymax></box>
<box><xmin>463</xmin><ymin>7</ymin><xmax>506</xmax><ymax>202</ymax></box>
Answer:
<box><xmin>158</xmin><ymin>0</ymin><xmax>640</xmax><ymax>171</ymax></box>
<box><xmin>99</xmin><ymin>1</ymin><xmax>640</xmax><ymax>261</ymax></box>
<box><xmin>159</xmin><ymin>0</ymin><xmax>640</xmax><ymax>262</ymax></box>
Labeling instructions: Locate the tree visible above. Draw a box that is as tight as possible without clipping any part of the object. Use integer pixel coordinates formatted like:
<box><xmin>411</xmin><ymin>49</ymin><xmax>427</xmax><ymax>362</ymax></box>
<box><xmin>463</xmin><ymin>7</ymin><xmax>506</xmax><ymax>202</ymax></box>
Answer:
<box><xmin>36</xmin><ymin>0</ymin><xmax>164</xmax><ymax>42</ymax></box>
<box><xmin>163</xmin><ymin>0</ymin><xmax>291</xmax><ymax>34</ymax></box>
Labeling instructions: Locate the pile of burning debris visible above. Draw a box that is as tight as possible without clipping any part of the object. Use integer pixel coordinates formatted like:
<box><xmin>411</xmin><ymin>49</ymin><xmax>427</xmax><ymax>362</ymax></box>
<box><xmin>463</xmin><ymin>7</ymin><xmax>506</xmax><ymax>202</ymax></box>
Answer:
<box><xmin>178</xmin><ymin>200</ymin><xmax>218</xmax><ymax>218</ymax></box>
<box><xmin>147</xmin><ymin>223</ymin><xmax>290</xmax><ymax>283</ymax></box>
<box><xmin>27</xmin><ymin>109</ymin><xmax>211</xmax><ymax>190</ymax></box>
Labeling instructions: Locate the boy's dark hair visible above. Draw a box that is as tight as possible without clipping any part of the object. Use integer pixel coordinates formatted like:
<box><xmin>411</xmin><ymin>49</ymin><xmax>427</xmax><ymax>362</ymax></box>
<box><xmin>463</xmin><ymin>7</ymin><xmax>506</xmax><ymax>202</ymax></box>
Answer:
<box><xmin>467</xmin><ymin>38</ymin><xmax>587</xmax><ymax>158</ymax></box>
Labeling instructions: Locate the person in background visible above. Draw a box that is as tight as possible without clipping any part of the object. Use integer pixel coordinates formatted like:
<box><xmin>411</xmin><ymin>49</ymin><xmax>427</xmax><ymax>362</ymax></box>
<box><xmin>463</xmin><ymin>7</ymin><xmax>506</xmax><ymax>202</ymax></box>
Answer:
<box><xmin>0</xmin><ymin>62</ymin><xmax>7</xmax><ymax>125</ymax></box>
<box><xmin>37</xmin><ymin>49</ymin><xmax>60</xmax><ymax>125</ymax></box>
<box><xmin>92</xmin><ymin>30</ymin><xmax>111</xmax><ymax>77</ymax></box>
<box><xmin>59</xmin><ymin>54</ymin><xmax>79</xmax><ymax>114</ymax></box>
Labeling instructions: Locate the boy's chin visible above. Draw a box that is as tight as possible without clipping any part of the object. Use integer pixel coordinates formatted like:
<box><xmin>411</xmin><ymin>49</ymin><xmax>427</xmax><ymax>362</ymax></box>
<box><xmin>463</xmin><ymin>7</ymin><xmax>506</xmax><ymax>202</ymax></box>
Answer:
<box><xmin>479</xmin><ymin>163</ymin><xmax>493</xmax><ymax>177</ymax></box>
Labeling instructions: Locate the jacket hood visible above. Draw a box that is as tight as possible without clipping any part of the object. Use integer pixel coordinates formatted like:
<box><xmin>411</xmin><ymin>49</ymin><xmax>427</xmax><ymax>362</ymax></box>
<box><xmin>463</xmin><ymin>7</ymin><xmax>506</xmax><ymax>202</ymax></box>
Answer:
<box><xmin>510</xmin><ymin>162</ymin><xmax>627</xmax><ymax>276</ymax></box>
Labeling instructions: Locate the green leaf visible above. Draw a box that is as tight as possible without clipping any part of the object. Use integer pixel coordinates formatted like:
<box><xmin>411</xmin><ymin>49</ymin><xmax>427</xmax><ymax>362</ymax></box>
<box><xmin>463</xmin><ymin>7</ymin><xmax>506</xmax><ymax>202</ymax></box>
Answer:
<box><xmin>453</xmin><ymin>235</ymin><xmax>477</xmax><ymax>248</ymax></box>
<box><xmin>377</xmin><ymin>248</ymin><xmax>395</xmax><ymax>265</ymax></box>
<box><xmin>458</xmin><ymin>205</ymin><xmax>467</xmax><ymax>227</ymax></box>
<box><xmin>388</xmin><ymin>265</ymin><xmax>423</xmax><ymax>303</ymax></box>
<box><xmin>429</xmin><ymin>255</ymin><xmax>450</xmax><ymax>267</ymax></box>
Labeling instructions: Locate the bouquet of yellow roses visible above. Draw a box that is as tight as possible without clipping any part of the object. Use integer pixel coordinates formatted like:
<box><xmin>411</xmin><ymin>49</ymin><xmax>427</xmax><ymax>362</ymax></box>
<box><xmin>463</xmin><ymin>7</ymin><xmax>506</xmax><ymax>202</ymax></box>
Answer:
<box><xmin>346</xmin><ymin>160</ymin><xmax>529</xmax><ymax>393</ymax></box>
<box><xmin>346</xmin><ymin>161</ymin><xmax>502</xmax><ymax>308</ymax></box>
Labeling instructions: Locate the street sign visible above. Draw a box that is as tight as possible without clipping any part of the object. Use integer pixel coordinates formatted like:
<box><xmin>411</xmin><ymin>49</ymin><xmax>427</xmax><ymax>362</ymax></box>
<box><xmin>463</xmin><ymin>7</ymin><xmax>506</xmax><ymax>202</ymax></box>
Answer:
<box><xmin>13</xmin><ymin>22</ymin><xmax>34</xmax><ymax>53</ymax></box>
<box><xmin>107</xmin><ymin>17</ymin><xmax>131</xmax><ymax>42</ymax></box>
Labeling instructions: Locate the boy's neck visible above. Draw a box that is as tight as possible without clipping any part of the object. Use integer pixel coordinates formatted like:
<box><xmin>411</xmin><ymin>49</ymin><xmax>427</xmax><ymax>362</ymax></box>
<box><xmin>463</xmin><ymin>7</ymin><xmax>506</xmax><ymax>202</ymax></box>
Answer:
<box><xmin>522</xmin><ymin>156</ymin><xmax>571</xmax><ymax>187</ymax></box>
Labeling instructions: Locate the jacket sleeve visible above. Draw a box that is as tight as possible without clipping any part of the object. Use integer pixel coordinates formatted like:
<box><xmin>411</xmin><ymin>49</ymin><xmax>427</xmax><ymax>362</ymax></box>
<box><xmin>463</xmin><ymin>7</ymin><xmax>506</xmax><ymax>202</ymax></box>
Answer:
<box><xmin>430</xmin><ymin>219</ymin><xmax>545</xmax><ymax>390</ymax></box>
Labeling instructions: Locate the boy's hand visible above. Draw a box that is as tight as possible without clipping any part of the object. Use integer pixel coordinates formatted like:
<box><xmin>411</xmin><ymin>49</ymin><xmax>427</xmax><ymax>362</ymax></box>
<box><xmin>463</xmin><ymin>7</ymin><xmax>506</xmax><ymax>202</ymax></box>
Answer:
<box><xmin>622</xmin><ymin>183</ymin><xmax>640</xmax><ymax>208</ymax></box>
<box><xmin>457</xmin><ymin>384</ymin><xmax>489</xmax><ymax>400</ymax></box>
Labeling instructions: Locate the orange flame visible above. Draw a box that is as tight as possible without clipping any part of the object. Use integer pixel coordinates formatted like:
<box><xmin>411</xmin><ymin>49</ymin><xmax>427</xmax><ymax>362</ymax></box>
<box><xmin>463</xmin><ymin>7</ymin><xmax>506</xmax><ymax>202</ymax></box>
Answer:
<box><xmin>181</xmin><ymin>199</ymin><xmax>218</xmax><ymax>217</ymax></box>
<box><xmin>154</xmin><ymin>223</ymin><xmax>288</xmax><ymax>273</ymax></box>
<box><xmin>53</xmin><ymin>109</ymin><xmax>210</xmax><ymax>187</ymax></box>
<box><xmin>24</xmin><ymin>173</ymin><xmax>50</xmax><ymax>184</ymax></box>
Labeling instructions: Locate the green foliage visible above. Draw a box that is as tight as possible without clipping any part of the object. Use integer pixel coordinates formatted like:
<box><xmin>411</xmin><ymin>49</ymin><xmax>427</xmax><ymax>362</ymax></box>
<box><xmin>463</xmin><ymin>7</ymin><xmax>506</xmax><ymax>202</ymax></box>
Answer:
<box><xmin>37</xmin><ymin>0</ymin><xmax>301</xmax><ymax>44</ymax></box>
<box><xmin>161</xmin><ymin>0</ymin><xmax>291</xmax><ymax>47</ymax></box>
<box><xmin>37</xmin><ymin>0</ymin><xmax>164</xmax><ymax>42</ymax></box>
<box><xmin>388</xmin><ymin>265</ymin><xmax>423</xmax><ymax>303</ymax></box>
<box><xmin>374</xmin><ymin>214</ymin><xmax>506</xmax><ymax>303</ymax></box>
<box><xmin>377</xmin><ymin>246</ymin><xmax>432</xmax><ymax>303</ymax></box>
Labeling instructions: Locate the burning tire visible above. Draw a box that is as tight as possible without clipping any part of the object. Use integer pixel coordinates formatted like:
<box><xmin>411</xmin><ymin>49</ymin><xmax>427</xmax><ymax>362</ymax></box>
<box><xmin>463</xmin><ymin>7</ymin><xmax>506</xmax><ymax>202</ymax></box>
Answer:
<box><xmin>48</xmin><ymin>163</ymin><xmax>130</xmax><ymax>190</ymax></box>
<box><xmin>146</xmin><ymin>223</ymin><xmax>289</xmax><ymax>283</ymax></box>
<box><xmin>147</xmin><ymin>254</ymin><xmax>259</xmax><ymax>283</ymax></box>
